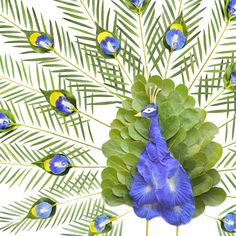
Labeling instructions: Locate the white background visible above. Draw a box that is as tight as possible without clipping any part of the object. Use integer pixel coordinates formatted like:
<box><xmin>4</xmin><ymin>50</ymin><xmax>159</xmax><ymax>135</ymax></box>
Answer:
<box><xmin>0</xmin><ymin>0</ymin><xmax>235</xmax><ymax>236</ymax></box>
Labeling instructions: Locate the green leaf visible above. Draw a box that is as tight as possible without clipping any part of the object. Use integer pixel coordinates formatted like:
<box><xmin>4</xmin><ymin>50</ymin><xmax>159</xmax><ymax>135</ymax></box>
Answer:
<box><xmin>200</xmin><ymin>187</ymin><xmax>227</xmax><ymax>206</ymax></box>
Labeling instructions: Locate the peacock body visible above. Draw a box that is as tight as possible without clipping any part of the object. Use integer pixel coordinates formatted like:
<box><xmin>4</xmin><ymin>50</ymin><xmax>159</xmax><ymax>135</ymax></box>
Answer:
<box><xmin>129</xmin><ymin>98</ymin><xmax>195</xmax><ymax>225</ymax></box>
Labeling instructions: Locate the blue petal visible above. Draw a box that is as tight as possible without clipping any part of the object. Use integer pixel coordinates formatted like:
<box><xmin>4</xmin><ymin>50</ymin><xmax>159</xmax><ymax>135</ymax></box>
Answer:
<box><xmin>100</xmin><ymin>36</ymin><xmax>120</xmax><ymax>55</ymax></box>
<box><xmin>36</xmin><ymin>202</ymin><xmax>53</xmax><ymax>219</ymax></box>
<box><xmin>129</xmin><ymin>173</ymin><xmax>157</xmax><ymax>205</ymax></box>
<box><xmin>94</xmin><ymin>215</ymin><xmax>110</xmax><ymax>232</ymax></box>
<box><xmin>155</xmin><ymin>165</ymin><xmax>194</xmax><ymax>207</ymax></box>
<box><xmin>228</xmin><ymin>0</ymin><xmax>236</xmax><ymax>16</ymax></box>
<box><xmin>133</xmin><ymin>201</ymin><xmax>161</xmax><ymax>220</ymax></box>
<box><xmin>160</xmin><ymin>200</ymin><xmax>195</xmax><ymax>226</ymax></box>
<box><xmin>223</xmin><ymin>213</ymin><xmax>236</xmax><ymax>232</ymax></box>
<box><xmin>131</xmin><ymin>0</ymin><xmax>144</xmax><ymax>7</ymax></box>
<box><xmin>49</xmin><ymin>154</ymin><xmax>70</xmax><ymax>174</ymax></box>
<box><xmin>55</xmin><ymin>96</ymin><xmax>74</xmax><ymax>114</ymax></box>
<box><xmin>160</xmin><ymin>155</ymin><xmax>180</xmax><ymax>178</ymax></box>
<box><xmin>145</xmin><ymin>142</ymin><xmax>158</xmax><ymax>161</ymax></box>
<box><xmin>136</xmin><ymin>149</ymin><xmax>149</xmax><ymax>172</ymax></box>
<box><xmin>139</xmin><ymin>159</ymin><xmax>166</xmax><ymax>189</ymax></box>
<box><xmin>230</xmin><ymin>71</ymin><xmax>236</xmax><ymax>84</ymax></box>
<box><xmin>166</xmin><ymin>29</ymin><xmax>186</xmax><ymax>51</ymax></box>
<box><xmin>36</xmin><ymin>35</ymin><xmax>54</xmax><ymax>49</ymax></box>
<box><xmin>0</xmin><ymin>112</ymin><xmax>11</xmax><ymax>130</ymax></box>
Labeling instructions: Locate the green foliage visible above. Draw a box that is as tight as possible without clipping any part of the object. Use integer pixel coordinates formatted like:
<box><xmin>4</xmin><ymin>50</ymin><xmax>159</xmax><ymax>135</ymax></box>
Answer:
<box><xmin>102</xmin><ymin>75</ymin><xmax>226</xmax><ymax>217</ymax></box>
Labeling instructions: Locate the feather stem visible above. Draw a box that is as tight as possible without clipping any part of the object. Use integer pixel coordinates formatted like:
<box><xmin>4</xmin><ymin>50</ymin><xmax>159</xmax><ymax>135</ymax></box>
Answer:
<box><xmin>53</xmin><ymin>49</ymin><xmax>124</xmax><ymax>100</ymax></box>
<box><xmin>164</xmin><ymin>52</ymin><xmax>172</xmax><ymax>79</ymax></box>
<box><xmin>137</xmin><ymin>13</ymin><xmax>149</xmax><ymax>78</ymax></box>
<box><xmin>78</xmin><ymin>0</ymin><xmax>96</xmax><ymax>24</ymax></box>
<box><xmin>189</xmin><ymin>22</ymin><xmax>229</xmax><ymax>90</ymax></box>
<box><xmin>115</xmin><ymin>55</ymin><xmax>133</xmax><ymax>83</ymax></box>
<box><xmin>0</xmin><ymin>13</ymin><xmax>23</xmax><ymax>31</ymax></box>
<box><xmin>18</xmin><ymin>123</ymin><xmax>102</xmax><ymax>151</ymax></box>
<box><xmin>201</xmin><ymin>88</ymin><xmax>225</xmax><ymax>110</ymax></box>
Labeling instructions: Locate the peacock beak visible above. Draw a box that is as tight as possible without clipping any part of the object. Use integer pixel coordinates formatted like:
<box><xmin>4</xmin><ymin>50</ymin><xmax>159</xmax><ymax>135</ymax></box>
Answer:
<box><xmin>134</xmin><ymin>112</ymin><xmax>141</xmax><ymax>117</ymax></box>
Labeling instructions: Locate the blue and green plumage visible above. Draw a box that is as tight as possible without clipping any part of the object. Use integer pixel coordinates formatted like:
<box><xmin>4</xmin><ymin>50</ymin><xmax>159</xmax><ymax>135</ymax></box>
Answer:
<box><xmin>129</xmin><ymin>100</ymin><xmax>195</xmax><ymax>226</ymax></box>
<box><xmin>97</xmin><ymin>32</ymin><xmax>120</xmax><ymax>56</ymax></box>
<box><xmin>49</xmin><ymin>92</ymin><xmax>77</xmax><ymax>115</ymax></box>
<box><xmin>44</xmin><ymin>154</ymin><xmax>71</xmax><ymax>175</ymax></box>
<box><xmin>0</xmin><ymin>112</ymin><xmax>11</xmax><ymax>130</ymax></box>
<box><xmin>165</xmin><ymin>24</ymin><xmax>186</xmax><ymax>51</ymax></box>
<box><xmin>28</xmin><ymin>32</ymin><xmax>54</xmax><ymax>50</ymax></box>
<box><xmin>31</xmin><ymin>202</ymin><xmax>53</xmax><ymax>219</ymax></box>
<box><xmin>28</xmin><ymin>198</ymin><xmax>56</xmax><ymax>219</ymax></box>
<box><xmin>221</xmin><ymin>213</ymin><xmax>236</xmax><ymax>232</ymax></box>
<box><xmin>89</xmin><ymin>215</ymin><xmax>114</xmax><ymax>235</ymax></box>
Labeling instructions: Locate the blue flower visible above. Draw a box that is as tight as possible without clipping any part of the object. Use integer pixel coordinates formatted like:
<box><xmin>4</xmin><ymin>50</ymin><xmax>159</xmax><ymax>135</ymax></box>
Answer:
<box><xmin>230</xmin><ymin>71</ymin><xmax>236</xmax><ymax>84</ymax></box>
<box><xmin>166</xmin><ymin>29</ymin><xmax>186</xmax><ymax>51</ymax></box>
<box><xmin>94</xmin><ymin>215</ymin><xmax>110</xmax><ymax>232</ymax></box>
<box><xmin>160</xmin><ymin>200</ymin><xmax>195</xmax><ymax>226</ymax></box>
<box><xmin>97</xmin><ymin>32</ymin><xmax>120</xmax><ymax>56</ymax></box>
<box><xmin>129</xmin><ymin>173</ymin><xmax>157</xmax><ymax>205</ymax></box>
<box><xmin>131</xmin><ymin>0</ymin><xmax>144</xmax><ymax>7</ymax></box>
<box><xmin>0</xmin><ymin>112</ymin><xmax>11</xmax><ymax>130</ymax></box>
<box><xmin>155</xmin><ymin>165</ymin><xmax>194</xmax><ymax>207</ymax></box>
<box><xmin>44</xmin><ymin>154</ymin><xmax>70</xmax><ymax>175</ymax></box>
<box><xmin>55</xmin><ymin>96</ymin><xmax>77</xmax><ymax>115</ymax></box>
<box><xmin>133</xmin><ymin>201</ymin><xmax>161</xmax><ymax>220</ymax></box>
<box><xmin>228</xmin><ymin>0</ymin><xmax>236</xmax><ymax>17</ymax></box>
<box><xmin>36</xmin><ymin>35</ymin><xmax>54</xmax><ymax>49</ymax></box>
<box><xmin>222</xmin><ymin>213</ymin><xmax>236</xmax><ymax>232</ymax></box>
<box><xmin>35</xmin><ymin>202</ymin><xmax>53</xmax><ymax>219</ymax></box>
<box><xmin>29</xmin><ymin>32</ymin><xmax>54</xmax><ymax>50</ymax></box>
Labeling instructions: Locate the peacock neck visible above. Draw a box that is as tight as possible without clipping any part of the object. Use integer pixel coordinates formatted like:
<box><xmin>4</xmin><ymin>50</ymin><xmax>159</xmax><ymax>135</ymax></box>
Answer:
<box><xmin>149</xmin><ymin>115</ymin><xmax>169</xmax><ymax>156</ymax></box>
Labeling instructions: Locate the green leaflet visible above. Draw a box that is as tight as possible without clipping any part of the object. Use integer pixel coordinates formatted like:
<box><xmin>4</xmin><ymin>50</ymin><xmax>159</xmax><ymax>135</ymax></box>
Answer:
<box><xmin>101</xmin><ymin>75</ymin><xmax>225</xmax><ymax>217</ymax></box>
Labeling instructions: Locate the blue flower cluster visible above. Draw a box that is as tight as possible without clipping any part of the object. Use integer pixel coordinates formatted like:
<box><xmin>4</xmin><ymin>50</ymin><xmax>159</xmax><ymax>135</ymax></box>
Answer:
<box><xmin>129</xmin><ymin>104</ymin><xmax>195</xmax><ymax>225</ymax></box>
<box><xmin>222</xmin><ymin>213</ymin><xmax>236</xmax><ymax>232</ymax></box>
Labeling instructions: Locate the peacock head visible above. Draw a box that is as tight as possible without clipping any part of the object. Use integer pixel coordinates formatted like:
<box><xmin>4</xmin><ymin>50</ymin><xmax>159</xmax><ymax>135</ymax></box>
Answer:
<box><xmin>135</xmin><ymin>86</ymin><xmax>161</xmax><ymax>118</ymax></box>
<box><xmin>135</xmin><ymin>104</ymin><xmax>158</xmax><ymax>118</ymax></box>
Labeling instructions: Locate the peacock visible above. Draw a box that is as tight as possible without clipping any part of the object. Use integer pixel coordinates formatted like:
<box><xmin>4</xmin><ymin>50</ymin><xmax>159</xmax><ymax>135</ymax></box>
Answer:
<box><xmin>129</xmin><ymin>87</ymin><xmax>195</xmax><ymax>225</ymax></box>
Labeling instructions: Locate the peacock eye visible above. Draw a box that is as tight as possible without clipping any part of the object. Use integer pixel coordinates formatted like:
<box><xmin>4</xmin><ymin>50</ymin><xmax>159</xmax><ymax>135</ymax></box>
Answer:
<box><xmin>143</xmin><ymin>107</ymin><xmax>156</xmax><ymax>114</ymax></box>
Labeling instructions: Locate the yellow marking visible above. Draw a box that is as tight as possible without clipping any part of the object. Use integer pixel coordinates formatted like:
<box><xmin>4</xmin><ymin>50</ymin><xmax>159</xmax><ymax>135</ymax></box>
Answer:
<box><xmin>170</xmin><ymin>24</ymin><xmax>183</xmax><ymax>32</ymax></box>
<box><xmin>44</xmin><ymin>159</ymin><xmax>51</xmax><ymax>172</ymax></box>
<box><xmin>29</xmin><ymin>32</ymin><xmax>41</xmax><ymax>46</ymax></box>
<box><xmin>89</xmin><ymin>222</ymin><xmax>98</xmax><ymax>233</ymax></box>
<box><xmin>31</xmin><ymin>205</ymin><xmax>38</xmax><ymax>217</ymax></box>
<box><xmin>49</xmin><ymin>92</ymin><xmax>64</xmax><ymax>107</ymax></box>
<box><xmin>97</xmin><ymin>31</ymin><xmax>113</xmax><ymax>44</ymax></box>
